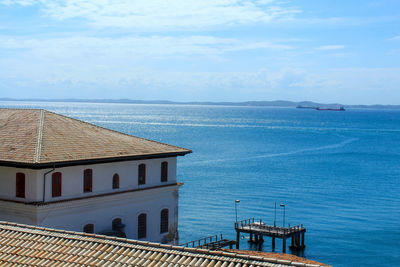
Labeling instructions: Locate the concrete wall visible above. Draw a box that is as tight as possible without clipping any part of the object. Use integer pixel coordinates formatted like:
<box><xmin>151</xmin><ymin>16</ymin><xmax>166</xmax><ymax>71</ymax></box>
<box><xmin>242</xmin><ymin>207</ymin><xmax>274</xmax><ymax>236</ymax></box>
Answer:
<box><xmin>0</xmin><ymin>184</ymin><xmax>180</xmax><ymax>243</ymax></box>
<box><xmin>0</xmin><ymin>157</ymin><xmax>177</xmax><ymax>202</ymax></box>
<box><xmin>0</xmin><ymin>166</ymin><xmax>40</xmax><ymax>202</ymax></box>
<box><xmin>0</xmin><ymin>157</ymin><xmax>180</xmax><ymax>243</ymax></box>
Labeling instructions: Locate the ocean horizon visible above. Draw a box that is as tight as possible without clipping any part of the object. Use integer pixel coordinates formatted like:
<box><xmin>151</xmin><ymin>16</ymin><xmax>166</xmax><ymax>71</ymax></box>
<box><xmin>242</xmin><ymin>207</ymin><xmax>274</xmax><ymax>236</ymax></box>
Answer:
<box><xmin>1</xmin><ymin>101</ymin><xmax>399</xmax><ymax>267</ymax></box>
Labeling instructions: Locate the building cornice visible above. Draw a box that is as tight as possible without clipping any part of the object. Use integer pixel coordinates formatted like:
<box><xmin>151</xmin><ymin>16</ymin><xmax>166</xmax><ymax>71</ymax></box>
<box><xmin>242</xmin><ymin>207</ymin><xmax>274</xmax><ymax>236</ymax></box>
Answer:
<box><xmin>0</xmin><ymin>151</ymin><xmax>191</xmax><ymax>169</ymax></box>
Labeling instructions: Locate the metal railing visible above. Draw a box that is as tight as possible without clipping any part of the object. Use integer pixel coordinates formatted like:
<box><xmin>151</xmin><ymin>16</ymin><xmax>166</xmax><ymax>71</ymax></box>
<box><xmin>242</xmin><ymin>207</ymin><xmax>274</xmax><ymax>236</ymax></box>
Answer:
<box><xmin>235</xmin><ymin>218</ymin><xmax>305</xmax><ymax>234</ymax></box>
<box><xmin>180</xmin><ymin>233</ymin><xmax>224</xmax><ymax>248</ymax></box>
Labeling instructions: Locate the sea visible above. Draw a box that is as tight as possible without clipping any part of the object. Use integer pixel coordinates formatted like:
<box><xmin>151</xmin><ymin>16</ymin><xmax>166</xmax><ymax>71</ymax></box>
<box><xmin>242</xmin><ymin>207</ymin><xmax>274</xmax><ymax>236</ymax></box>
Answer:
<box><xmin>1</xmin><ymin>101</ymin><xmax>400</xmax><ymax>267</ymax></box>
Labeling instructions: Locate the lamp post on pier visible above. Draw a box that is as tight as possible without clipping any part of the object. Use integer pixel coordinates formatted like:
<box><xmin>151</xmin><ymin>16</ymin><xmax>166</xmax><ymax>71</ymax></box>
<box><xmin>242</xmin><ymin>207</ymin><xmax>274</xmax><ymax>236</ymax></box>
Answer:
<box><xmin>280</xmin><ymin>203</ymin><xmax>285</xmax><ymax>227</ymax></box>
<box><xmin>274</xmin><ymin>202</ymin><xmax>277</xmax><ymax>227</ymax></box>
<box><xmin>235</xmin><ymin>200</ymin><xmax>240</xmax><ymax>222</ymax></box>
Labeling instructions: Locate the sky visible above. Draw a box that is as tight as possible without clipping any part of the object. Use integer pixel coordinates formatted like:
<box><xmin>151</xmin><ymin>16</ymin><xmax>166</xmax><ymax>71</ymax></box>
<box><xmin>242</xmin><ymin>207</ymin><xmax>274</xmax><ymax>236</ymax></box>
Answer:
<box><xmin>0</xmin><ymin>0</ymin><xmax>400</xmax><ymax>104</ymax></box>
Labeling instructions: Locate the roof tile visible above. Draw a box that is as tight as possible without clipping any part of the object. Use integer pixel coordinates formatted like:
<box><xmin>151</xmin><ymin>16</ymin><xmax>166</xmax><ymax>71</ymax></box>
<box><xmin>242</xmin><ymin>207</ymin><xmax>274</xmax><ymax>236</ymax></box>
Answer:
<box><xmin>0</xmin><ymin>221</ymin><xmax>330</xmax><ymax>267</ymax></box>
<box><xmin>0</xmin><ymin>108</ymin><xmax>191</xmax><ymax>166</ymax></box>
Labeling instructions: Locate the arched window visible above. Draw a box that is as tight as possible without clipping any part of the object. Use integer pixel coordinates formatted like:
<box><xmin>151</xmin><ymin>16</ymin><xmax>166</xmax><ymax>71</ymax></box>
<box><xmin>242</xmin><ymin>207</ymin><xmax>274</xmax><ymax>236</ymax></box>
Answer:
<box><xmin>83</xmin><ymin>169</ymin><xmax>93</xmax><ymax>192</ymax></box>
<box><xmin>161</xmin><ymin>162</ymin><xmax>168</xmax><ymax>182</ymax></box>
<box><xmin>138</xmin><ymin>213</ymin><xmax>147</xmax><ymax>239</ymax></box>
<box><xmin>83</xmin><ymin>224</ymin><xmax>94</xmax><ymax>233</ymax></box>
<box><xmin>112</xmin><ymin>218</ymin><xmax>122</xmax><ymax>231</ymax></box>
<box><xmin>16</xmin><ymin>172</ymin><xmax>25</xmax><ymax>198</ymax></box>
<box><xmin>138</xmin><ymin>164</ymin><xmax>146</xmax><ymax>185</ymax></box>
<box><xmin>112</xmin><ymin>173</ymin><xmax>120</xmax><ymax>189</ymax></box>
<box><xmin>52</xmin><ymin>172</ymin><xmax>62</xmax><ymax>197</ymax></box>
<box><xmin>160</xmin><ymin>209</ymin><xmax>169</xmax><ymax>233</ymax></box>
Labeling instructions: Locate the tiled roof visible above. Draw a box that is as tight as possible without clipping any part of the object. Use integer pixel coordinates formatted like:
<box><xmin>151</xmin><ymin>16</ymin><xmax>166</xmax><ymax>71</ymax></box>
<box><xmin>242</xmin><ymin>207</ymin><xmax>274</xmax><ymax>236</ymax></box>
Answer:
<box><xmin>0</xmin><ymin>221</ymin><xmax>326</xmax><ymax>267</ymax></box>
<box><xmin>0</xmin><ymin>108</ymin><xmax>191</xmax><ymax>167</ymax></box>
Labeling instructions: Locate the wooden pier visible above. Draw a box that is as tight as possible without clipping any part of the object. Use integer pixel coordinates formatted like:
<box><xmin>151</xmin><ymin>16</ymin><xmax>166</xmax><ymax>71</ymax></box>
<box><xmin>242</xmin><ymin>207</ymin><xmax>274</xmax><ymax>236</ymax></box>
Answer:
<box><xmin>235</xmin><ymin>218</ymin><xmax>306</xmax><ymax>253</ymax></box>
<box><xmin>180</xmin><ymin>234</ymin><xmax>236</xmax><ymax>250</ymax></box>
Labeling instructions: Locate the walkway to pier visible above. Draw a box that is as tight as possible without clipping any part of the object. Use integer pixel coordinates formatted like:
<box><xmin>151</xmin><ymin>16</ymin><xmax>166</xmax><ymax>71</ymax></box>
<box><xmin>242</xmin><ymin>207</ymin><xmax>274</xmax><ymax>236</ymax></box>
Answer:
<box><xmin>180</xmin><ymin>234</ymin><xmax>236</xmax><ymax>250</ymax></box>
<box><xmin>235</xmin><ymin>218</ymin><xmax>306</xmax><ymax>253</ymax></box>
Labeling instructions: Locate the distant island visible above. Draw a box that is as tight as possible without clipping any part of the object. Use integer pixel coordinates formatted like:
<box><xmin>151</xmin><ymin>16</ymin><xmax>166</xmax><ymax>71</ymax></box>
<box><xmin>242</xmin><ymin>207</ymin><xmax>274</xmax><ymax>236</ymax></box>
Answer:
<box><xmin>1</xmin><ymin>98</ymin><xmax>399</xmax><ymax>109</ymax></box>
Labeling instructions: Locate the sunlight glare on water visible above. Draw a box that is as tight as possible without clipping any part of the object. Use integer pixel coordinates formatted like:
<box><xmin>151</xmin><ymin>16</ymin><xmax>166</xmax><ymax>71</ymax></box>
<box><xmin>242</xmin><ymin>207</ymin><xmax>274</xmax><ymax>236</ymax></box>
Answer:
<box><xmin>1</xmin><ymin>101</ymin><xmax>400</xmax><ymax>267</ymax></box>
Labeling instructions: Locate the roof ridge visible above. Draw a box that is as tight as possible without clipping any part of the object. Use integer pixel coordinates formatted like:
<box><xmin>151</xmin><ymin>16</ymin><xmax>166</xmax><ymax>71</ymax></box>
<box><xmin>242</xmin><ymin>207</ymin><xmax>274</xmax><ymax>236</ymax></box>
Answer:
<box><xmin>33</xmin><ymin>109</ymin><xmax>45</xmax><ymax>163</ymax></box>
<box><xmin>43</xmin><ymin>109</ymin><xmax>191</xmax><ymax>153</ymax></box>
<box><xmin>0</xmin><ymin>221</ymin><xmax>326</xmax><ymax>266</ymax></box>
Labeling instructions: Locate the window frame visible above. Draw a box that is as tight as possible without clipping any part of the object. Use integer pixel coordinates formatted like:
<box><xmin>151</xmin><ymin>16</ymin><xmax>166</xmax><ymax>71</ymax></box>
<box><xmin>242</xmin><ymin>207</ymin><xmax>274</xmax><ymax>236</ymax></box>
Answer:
<box><xmin>160</xmin><ymin>209</ymin><xmax>169</xmax><ymax>234</ymax></box>
<box><xmin>112</xmin><ymin>173</ymin><xmax>120</xmax><ymax>189</ymax></box>
<box><xmin>138</xmin><ymin>213</ymin><xmax>147</xmax><ymax>239</ymax></box>
<box><xmin>161</xmin><ymin>161</ymin><xmax>168</xmax><ymax>182</ymax></box>
<box><xmin>16</xmin><ymin>172</ymin><xmax>25</xmax><ymax>198</ymax></box>
<box><xmin>83</xmin><ymin>169</ymin><xmax>93</xmax><ymax>193</ymax></box>
<box><xmin>112</xmin><ymin>218</ymin><xmax>122</xmax><ymax>231</ymax></box>
<box><xmin>52</xmin><ymin>172</ymin><xmax>62</xmax><ymax>198</ymax></box>
<box><xmin>138</xmin><ymin>164</ymin><xmax>146</xmax><ymax>185</ymax></box>
<box><xmin>83</xmin><ymin>224</ymin><xmax>94</xmax><ymax>233</ymax></box>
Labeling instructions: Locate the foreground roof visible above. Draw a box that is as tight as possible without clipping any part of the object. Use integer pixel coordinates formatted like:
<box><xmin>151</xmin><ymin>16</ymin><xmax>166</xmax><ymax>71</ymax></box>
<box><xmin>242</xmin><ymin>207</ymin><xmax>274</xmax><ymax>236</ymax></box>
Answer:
<box><xmin>0</xmin><ymin>108</ymin><xmax>191</xmax><ymax>168</ymax></box>
<box><xmin>0</xmin><ymin>221</ymin><xmax>326</xmax><ymax>267</ymax></box>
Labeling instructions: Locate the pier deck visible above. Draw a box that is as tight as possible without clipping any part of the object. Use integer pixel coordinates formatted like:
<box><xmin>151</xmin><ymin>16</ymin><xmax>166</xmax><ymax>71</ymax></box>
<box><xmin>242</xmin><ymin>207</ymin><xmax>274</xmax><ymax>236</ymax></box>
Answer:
<box><xmin>235</xmin><ymin>218</ymin><xmax>306</xmax><ymax>253</ymax></box>
<box><xmin>180</xmin><ymin>234</ymin><xmax>236</xmax><ymax>250</ymax></box>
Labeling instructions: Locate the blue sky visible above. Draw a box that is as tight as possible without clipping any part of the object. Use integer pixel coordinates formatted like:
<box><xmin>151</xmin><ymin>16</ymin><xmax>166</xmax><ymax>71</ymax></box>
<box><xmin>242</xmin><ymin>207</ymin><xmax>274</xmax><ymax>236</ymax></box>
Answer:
<box><xmin>1</xmin><ymin>0</ymin><xmax>399</xmax><ymax>104</ymax></box>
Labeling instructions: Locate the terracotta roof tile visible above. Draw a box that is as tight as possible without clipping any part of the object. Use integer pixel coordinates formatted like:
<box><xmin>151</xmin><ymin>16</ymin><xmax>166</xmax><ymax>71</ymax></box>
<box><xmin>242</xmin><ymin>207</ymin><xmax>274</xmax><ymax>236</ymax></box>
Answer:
<box><xmin>0</xmin><ymin>221</ymin><xmax>331</xmax><ymax>267</ymax></box>
<box><xmin>0</xmin><ymin>108</ymin><xmax>191</xmax><ymax>166</ymax></box>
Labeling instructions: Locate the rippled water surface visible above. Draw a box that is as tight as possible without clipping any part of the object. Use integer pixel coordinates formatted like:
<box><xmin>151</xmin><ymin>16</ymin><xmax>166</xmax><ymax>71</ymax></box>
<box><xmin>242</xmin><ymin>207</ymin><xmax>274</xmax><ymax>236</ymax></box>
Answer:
<box><xmin>2</xmin><ymin>101</ymin><xmax>400</xmax><ymax>266</ymax></box>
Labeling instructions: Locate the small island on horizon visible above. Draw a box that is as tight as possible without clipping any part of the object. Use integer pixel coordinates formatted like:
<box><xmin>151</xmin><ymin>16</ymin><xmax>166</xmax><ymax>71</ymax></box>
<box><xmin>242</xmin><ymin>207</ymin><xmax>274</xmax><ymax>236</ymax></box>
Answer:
<box><xmin>1</xmin><ymin>98</ymin><xmax>399</xmax><ymax>110</ymax></box>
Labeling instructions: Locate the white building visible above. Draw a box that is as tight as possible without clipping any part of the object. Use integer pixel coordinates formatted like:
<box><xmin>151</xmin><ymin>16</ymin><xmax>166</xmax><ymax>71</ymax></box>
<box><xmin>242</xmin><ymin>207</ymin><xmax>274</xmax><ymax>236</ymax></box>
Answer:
<box><xmin>0</xmin><ymin>108</ymin><xmax>191</xmax><ymax>244</ymax></box>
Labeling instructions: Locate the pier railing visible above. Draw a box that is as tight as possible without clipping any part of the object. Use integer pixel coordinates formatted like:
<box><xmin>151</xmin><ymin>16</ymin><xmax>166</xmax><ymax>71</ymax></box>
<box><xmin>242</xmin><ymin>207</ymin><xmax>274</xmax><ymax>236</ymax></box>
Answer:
<box><xmin>235</xmin><ymin>218</ymin><xmax>305</xmax><ymax>235</ymax></box>
<box><xmin>180</xmin><ymin>234</ymin><xmax>235</xmax><ymax>249</ymax></box>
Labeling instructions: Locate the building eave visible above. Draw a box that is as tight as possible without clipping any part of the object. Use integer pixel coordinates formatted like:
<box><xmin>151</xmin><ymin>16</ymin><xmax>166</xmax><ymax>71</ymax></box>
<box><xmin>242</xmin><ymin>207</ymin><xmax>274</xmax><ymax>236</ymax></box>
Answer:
<box><xmin>0</xmin><ymin>150</ymin><xmax>192</xmax><ymax>170</ymax></box>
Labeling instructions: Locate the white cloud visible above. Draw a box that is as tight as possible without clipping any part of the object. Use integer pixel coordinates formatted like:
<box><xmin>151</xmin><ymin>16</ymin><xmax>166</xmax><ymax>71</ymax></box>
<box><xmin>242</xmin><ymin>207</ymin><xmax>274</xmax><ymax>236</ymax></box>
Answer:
<box><xmin>0</xmin><ymin>0</ymin><xmax>36</xmax><ymax>6</ymax></box>
<box><xmin>316</xmin><ymin>45</ymin><xmax>345</xmax><ymax>51</ymax></box>
<box><xmin>0</xmin><ymin>34</ymin><xmax>294</xmax><ymax>94</ymax></box>
<box><xmin>1</xmin><ymin>0</ymin><xmax>300</xmax><ymax>29</ymax></box>
<box><xmin>0</xmin><ymin>35</ymin><xmax>293</xmax><ymax>57</ymax></box>
<box><xmin>390</xmin><ymin>35</ymin><xmax>400</xmax><ymax>40</ymax></box>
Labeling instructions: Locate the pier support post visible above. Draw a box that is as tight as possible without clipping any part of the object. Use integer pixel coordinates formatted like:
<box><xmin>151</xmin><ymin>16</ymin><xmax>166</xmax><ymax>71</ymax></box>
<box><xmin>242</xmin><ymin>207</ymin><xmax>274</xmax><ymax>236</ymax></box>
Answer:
<box><xmin>272</xmin><ymin>237</ymin><xmax>275</xmax><ymax>250</ymax></box>
<box><xmin>249</xmin><ymin>233</ymin><xmax>253</xmax><ymax>242</ymax></box>
<box><xmin>282</xmin><ymin>238</ymin><xmax>286</xmax><ymax>253</ymax></box>
<box><xmin>301</xmin><ymin>232</ymin><xmax>305</xmax><ymax>248</ymax></box>
<box><xmin>255</xmin><ymin>234</ymin><xmax>259</xmax><ymax>243</ymax></box>
<box><xmin>297</xmin><ymin>233</ymin><xmax>300</xmax><ymax>247</ymax></box>
<box><xmin>236</xmin><ymin>231</ymin><xmax>240</xmax><ymax>249</ymax></box>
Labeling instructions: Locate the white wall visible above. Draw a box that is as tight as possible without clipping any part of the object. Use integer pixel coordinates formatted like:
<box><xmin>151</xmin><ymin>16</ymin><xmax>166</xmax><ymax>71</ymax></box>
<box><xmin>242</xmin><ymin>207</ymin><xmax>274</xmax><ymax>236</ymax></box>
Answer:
<box><xmin>0</xmin><ymin>157</ymin><xmax>177</xmax><ymax>202</ymax></box>
<box><xmin>0</xmin><ymin>166</ymin><xmax>40</xmax><ymax>202</ymax></box>
<box><xmin>0</xmin><ymin>157</ymin><xmax>180</xmax><ymax>244</ymax></box>
<box><xmin>0</xmin><ymin>184</ymin><xmax>180</xmax><ymax>243</ymax></box>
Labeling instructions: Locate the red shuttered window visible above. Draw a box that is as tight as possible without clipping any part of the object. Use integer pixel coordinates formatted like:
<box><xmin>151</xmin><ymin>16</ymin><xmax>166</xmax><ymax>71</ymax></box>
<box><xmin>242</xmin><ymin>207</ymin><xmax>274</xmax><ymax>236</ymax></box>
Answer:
<box><xmin>112</xmin><ymin>173</ymin><xmax>119</xmax><ymax>189</ymax></box>
<box><xmin>83</xmin><ymin>169</ymin><xmax>93</xmax><ymax>193</ymax></box>
<box><xmin>161</xmin><ymin>162</ymin><xmax>168</xmax><ymax>182</ymax></box>
<box><xmin>138</xmin><ymin>164</ymin><xmax>146</xmax><ymax>185</ymax></box>
<box><xmin>52</xmin><ymin>172</ymin><xmax>62</xmax><ymax>197</ymax></box>
<box><xmin>16</xmin><ymin>173</ymin><xmax>25</xmax><ymax>198</ymax></box>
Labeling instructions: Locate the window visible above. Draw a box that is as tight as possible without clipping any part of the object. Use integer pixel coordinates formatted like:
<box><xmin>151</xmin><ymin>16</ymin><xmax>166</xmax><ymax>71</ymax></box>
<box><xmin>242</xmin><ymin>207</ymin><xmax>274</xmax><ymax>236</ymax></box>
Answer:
<box><xmin>160</xmin><ymin>209</ymin><xmax>169</xmax><ymax>233</ymax></box>
<box><xmin>83</xmin><ymin>224</ymin><xmax>94</xmax><ymax>233</ymax></box>
<box><xmin>138</xmin><ymin>213</ymin><xmax>147</xmax><ymax>239</ymax></box>
<box><xmin>112</xmin><ymin>173</ymin><xmax>120</xmax><ymax>189</ymax></box>
<box><xmin>52</xmin><ymin>172</ymin><xmax>62</xmax><ymax>197</ymax></box>
<box><xmin>161</xmin><ymin>162</ymin><xmax>168</xmax><ymax>182</ymax></box>
<box><xmin>16</xmin><ymin>172</ymin><xmax>25</xmax><ymax>198</ymax></box>
<box><xmin>83</xmin><ymin>169</ymin><xmax>93</xmax><ymax>192</ymax></box>
<box><xmin>112</xmin><ymin>218</ymin><xmax>122</xmax><ymax>231</ymax></box>
<box><xmin>138</xmin><ymin>164</ymin><xmax>146</xmax><ymax>185</ymax></box>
